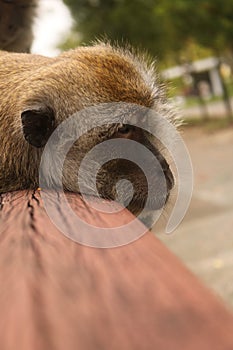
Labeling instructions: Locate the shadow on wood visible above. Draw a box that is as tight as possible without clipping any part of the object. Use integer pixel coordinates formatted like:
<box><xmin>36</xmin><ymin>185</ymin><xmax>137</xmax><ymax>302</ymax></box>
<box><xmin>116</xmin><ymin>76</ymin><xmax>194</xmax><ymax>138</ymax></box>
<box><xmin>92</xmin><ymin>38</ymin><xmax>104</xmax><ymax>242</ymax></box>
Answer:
<box><xmin>0</xmin><ymin>190</ymin><xmax>233</xmax><ymax>350</ymax></box>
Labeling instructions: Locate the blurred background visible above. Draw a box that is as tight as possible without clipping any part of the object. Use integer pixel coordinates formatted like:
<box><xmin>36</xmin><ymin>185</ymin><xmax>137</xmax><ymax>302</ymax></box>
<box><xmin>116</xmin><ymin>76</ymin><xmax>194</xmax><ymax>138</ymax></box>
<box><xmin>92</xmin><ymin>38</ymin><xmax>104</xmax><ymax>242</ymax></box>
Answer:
<box><xmin>16</xmin><ymin>0</ymin><xmax>233</xmax><ymax>308</ymax></box>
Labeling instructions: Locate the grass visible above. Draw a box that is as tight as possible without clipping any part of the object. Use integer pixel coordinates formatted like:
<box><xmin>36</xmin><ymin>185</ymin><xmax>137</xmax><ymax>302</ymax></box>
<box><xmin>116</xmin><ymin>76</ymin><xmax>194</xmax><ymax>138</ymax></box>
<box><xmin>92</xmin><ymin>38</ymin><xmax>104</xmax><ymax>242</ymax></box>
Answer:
<box><xmin>184</xmin><ymin>95</ymin><xmax>223</xmax><ymax>108</ymax></box>
<box><xmin>182</xmin><ymin>116</ymin><xmax>233</xmax><ymax>131</ymax></box>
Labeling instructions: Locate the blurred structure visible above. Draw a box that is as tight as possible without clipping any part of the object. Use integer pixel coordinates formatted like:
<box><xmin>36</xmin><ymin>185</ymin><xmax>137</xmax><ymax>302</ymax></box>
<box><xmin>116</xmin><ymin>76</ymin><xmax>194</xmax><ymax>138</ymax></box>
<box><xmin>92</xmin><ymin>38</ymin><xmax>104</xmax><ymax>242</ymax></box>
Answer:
<box><xmin>162</xmin><ymin>57</ymin><xmax>233</xmax><ymax>120</ymax></box>
<box><xmin>0</xmin><ymin>0</ymin><xmax>37</xmax><ymax>52</ymax></box>
<box><xmin>0</xmin><ymin>0</ymin><xmax>72</xmax><ymax>56</ymax></box>
<box><xmin>163</xmin><ymin>57</ymin><xmax>223</xmax><ymax>96</ymax></box>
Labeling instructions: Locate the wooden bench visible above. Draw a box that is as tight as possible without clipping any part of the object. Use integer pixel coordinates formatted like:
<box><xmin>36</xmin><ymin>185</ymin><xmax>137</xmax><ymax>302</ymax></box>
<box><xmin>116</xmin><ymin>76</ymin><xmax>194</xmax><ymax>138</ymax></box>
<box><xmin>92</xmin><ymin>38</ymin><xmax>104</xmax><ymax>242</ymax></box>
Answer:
<box><xmin>0</xmin><ymin>190</ymin><xmax>233</xmax><ymax>349</ymax></box>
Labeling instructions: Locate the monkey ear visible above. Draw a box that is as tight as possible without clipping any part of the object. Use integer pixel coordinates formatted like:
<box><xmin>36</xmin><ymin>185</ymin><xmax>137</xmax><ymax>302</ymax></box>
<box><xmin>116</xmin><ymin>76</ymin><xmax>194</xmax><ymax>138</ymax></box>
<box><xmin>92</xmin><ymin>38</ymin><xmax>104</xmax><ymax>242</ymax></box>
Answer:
<box><xmin>21</xmin><ymin>106</ymin><xmax>55</xmax><ymax>148</ymax></box>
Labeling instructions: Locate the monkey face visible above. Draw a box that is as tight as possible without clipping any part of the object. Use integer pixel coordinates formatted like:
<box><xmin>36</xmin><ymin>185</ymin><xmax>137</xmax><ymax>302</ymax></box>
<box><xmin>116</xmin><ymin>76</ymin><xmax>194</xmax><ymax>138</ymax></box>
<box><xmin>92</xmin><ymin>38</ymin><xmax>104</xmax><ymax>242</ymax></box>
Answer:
<box><xmin>61</xmin><ymin>123</ymin><xmax>174</xmax><ymax>216</ymax></box>
<box><xmin>21</xmin><ymin>104</ymin><xmax>174</xmax><ymax>216</ymax></box>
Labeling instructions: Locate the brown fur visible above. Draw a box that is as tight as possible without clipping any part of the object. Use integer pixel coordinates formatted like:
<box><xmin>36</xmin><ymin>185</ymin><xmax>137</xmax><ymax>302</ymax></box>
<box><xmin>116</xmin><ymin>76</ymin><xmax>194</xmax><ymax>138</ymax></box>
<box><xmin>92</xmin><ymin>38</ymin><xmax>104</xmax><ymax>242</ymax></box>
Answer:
<box><xmin>0</xmin><ymin>43</ymin><xmax>174</xmax><ymax>215</ymax></box>
<box><xmin>0</xmin><ymin>0</ymin><xmax>38</xmax><ymax>52</ymax></box>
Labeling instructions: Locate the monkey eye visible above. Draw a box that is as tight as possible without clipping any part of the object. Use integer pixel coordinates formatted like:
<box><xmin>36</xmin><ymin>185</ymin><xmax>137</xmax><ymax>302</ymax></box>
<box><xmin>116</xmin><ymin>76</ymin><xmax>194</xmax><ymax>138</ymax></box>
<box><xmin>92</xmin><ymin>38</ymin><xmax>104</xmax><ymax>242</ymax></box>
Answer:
<box><xmin>117</xmin><ymin>124</ymin><xmax>132</xmax><ymax>134</ymax></box>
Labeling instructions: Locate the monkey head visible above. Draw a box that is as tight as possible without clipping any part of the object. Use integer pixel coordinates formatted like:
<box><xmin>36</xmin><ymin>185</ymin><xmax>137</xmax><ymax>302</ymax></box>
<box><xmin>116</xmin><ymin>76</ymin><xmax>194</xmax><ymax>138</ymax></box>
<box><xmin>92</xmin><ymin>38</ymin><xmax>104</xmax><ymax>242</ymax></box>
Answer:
<box><xmin>7</xmin><ymin>44</ymin><xmax>175</xmax><ymax>216</ymax></box>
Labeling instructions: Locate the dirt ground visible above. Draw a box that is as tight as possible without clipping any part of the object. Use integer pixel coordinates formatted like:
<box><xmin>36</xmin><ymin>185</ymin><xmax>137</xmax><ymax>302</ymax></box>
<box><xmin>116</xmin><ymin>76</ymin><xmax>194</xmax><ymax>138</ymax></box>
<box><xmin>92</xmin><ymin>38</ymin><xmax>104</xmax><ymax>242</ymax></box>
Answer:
<box><xmin>153</xmin><ymin>124</ymin><xmax>233</xmax><ymax>310</ymax></box>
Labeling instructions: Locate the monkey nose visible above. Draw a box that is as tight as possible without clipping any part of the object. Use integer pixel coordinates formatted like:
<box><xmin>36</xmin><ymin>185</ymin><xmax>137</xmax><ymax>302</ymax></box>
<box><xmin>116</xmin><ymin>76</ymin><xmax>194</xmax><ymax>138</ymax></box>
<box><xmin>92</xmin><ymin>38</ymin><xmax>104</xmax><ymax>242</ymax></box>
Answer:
<box><xmin>156</xmin><ymin>155</ymin><xmax>174</xmax><ymax>190</ymax></box>
<box><xmin>164</xmin><ymin>167</ymin><xmax>174</xmax><ymax>191</ymax></box>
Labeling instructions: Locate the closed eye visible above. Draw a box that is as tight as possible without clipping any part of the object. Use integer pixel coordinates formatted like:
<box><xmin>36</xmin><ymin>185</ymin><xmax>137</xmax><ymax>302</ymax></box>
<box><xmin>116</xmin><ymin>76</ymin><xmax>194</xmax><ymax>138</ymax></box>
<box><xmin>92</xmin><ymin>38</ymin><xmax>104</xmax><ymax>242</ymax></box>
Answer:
<box><xmin>117</xmin><ymin>124</ymin><xmax>133</xmax><ymax>135</ymax></box>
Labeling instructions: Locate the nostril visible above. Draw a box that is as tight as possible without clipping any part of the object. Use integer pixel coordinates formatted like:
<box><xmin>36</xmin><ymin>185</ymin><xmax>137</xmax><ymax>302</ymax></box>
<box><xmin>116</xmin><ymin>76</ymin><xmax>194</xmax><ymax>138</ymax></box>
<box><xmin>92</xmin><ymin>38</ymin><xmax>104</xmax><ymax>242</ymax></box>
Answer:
<box><xmin>159</xmin><ymin>157</ymin><xmax>169</xmax><ymax>172</ymax></box>
<box><xmin>157</xmin><ymin>155</ymin><xmax>174</xmax><ymax>189</ymax></box>
<box><xmin>165</xmin><ymin>169</ymin><xmax>174</xmax><ymax>190</ymax></box>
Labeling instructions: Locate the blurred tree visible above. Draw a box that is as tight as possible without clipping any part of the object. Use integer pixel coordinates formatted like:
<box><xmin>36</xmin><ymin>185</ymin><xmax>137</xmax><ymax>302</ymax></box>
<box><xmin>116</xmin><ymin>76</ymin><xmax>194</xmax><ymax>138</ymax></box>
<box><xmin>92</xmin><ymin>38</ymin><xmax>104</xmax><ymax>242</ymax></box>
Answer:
<box><xmin>165</xmin><ymin>0</ymin><xmax>233</xmax><ymax>54</ymax></box>
<box><xmin>63</xmin><ymin>0</ymin><xmax>172</xmax><ymax>59</ymax></box>
<box><xmin>62</xmin><ymin>0</ymin><xmax>233</xmax><ymax>65</ymax></box>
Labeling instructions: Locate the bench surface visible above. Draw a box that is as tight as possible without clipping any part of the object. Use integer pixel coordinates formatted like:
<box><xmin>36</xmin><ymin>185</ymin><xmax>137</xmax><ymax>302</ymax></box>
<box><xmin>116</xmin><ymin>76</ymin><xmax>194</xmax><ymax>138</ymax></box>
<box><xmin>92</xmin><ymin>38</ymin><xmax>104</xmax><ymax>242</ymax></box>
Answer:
<box><xmin>0</xmin><ymin>190</ymin><xmax>233</xmax><ymax>350</ymax></box>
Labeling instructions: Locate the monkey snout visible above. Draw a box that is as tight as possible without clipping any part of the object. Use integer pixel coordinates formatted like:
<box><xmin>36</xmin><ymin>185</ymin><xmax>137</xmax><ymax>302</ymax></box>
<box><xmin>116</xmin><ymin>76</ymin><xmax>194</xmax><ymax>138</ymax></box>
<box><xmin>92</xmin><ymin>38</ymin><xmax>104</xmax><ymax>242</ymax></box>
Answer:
<box><xmin>156</xmin><ymin>155</ymin><xmax>174</xmax><ymax>192</ymax></box>
<box><xmin>164</xmin><ymin>167</ymin><xmax>174</xmax><ymax>191</ymax></box>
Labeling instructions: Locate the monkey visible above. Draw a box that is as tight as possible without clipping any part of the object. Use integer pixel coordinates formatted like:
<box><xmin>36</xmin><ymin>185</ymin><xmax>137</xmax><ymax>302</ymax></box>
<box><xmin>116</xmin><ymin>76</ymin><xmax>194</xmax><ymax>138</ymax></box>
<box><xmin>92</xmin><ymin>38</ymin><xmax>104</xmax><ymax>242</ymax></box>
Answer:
<box><xmin>0</xmin><ymin>43</ymin><xmax>175</xmax><ymax>217</ymax></box>
<box><xmin>0</xmin><ymin>0</ymin><xmax>38</xmax><ymax>53</ymax></box>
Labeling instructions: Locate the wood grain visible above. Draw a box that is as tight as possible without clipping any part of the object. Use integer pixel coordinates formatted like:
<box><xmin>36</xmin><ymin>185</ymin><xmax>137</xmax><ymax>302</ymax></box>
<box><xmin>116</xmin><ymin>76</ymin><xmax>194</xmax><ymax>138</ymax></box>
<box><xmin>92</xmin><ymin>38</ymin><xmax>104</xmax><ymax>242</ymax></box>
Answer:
<box><xmin>0</xmin><ymin>190</ymin><xmax>233</xmax><ymax>350</ymax></box>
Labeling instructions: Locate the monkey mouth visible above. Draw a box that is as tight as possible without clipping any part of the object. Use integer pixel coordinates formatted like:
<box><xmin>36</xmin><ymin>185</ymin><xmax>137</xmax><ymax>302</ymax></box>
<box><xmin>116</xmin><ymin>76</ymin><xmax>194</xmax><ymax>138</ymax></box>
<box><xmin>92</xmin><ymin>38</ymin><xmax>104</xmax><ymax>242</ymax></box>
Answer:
<box><xmin>125</xmin><ymin>171</ymin><xmax>173</xmax><ymax>214</ymax></box>
<box><xmin>94</xmin><ymin>159</ymin><xmax>174</xmax><ymax>215</ymax></box>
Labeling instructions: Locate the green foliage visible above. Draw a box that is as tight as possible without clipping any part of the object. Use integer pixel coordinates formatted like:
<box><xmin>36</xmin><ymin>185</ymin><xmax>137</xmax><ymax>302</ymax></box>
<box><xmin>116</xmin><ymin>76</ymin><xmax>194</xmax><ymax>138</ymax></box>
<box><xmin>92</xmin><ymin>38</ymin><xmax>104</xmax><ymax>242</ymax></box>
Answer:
<box><xmin>164</xmin><ymin>0</ymin><xmax>233</xmax><ymax>53</ymax></box>
<box><xmin>62</xmin><ymin>0</ymin><xmax>233</xmax><ymax>64</ymax></box>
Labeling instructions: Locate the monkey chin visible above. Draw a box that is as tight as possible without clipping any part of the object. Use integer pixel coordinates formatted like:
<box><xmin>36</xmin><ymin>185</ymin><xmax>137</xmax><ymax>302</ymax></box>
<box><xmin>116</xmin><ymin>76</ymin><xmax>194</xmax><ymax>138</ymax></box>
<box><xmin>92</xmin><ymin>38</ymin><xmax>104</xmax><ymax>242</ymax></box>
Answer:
<box><xmin>129</xmin><ymin>192</ymin><xmax>171</xmax><ymax>229</ymax></box>
<box><xmin>126</xmin><ymin>190</ymin><xmax>171</xmax><ymax>217</ymax></box>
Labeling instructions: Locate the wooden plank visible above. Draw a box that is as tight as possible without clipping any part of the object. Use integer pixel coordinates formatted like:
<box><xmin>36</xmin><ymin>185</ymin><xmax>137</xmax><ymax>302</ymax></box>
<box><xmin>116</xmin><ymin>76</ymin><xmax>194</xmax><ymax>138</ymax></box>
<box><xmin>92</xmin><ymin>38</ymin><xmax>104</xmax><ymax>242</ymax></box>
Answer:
<box><xmin>0</xmin><ymin>190</ymin><xmax>233</xmax><ymax>350</ymax></box>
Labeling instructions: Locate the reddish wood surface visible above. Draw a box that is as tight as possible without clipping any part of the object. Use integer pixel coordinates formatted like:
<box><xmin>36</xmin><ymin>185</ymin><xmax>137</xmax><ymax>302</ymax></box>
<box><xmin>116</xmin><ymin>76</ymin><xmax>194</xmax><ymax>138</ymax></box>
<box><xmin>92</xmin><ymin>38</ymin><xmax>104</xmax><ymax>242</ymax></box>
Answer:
<box><xmin>0</xmin><ymin>190</ymin><xmax>233</xmax><ymax>350</ymax></box>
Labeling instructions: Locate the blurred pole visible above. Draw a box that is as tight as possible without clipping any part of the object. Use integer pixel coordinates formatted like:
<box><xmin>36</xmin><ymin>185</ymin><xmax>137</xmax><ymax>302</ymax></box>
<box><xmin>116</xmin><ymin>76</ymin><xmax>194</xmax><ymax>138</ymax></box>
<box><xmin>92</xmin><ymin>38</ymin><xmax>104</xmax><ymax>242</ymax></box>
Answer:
<box><xmin>218</xmin><ymin>59</ymin><xmax>233</xmax><ymax>121</ymax></box>
<box><xmin>197</xmin><ymin>92</ymin><xmax>209</xmax><ymax>121</ymax></box>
